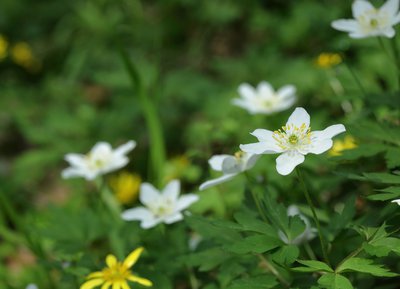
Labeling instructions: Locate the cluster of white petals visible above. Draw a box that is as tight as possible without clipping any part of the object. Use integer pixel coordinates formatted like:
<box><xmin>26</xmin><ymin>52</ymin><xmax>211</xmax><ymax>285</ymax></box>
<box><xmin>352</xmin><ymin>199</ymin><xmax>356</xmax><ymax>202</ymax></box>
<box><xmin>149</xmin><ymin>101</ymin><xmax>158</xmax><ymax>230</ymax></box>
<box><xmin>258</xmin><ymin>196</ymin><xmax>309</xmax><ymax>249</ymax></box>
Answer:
<box><xmin>240</xmin><ymin>107</ymin><xmax>346</xmax><ymax>175</ymax></box>
<box><xmin>62</xmin><ymin>141</ymin><xmax>136</xmax><ymax>181</ymax></box>
<box><xmin>232</xmin><ymin>81</ymin><xmax>296</xmax><ymax>115</ymax></box>
<box><xmin>121</xmin><ymin>180</ymin><xmax>199</xmax><ymax>229</ymax></box>
<box><xmin>331</xmin><ymin>0</ymin><xmax>400</xmax><ymax>38</ymax></box>
<box><xmin>199</xmin><ymin>152</ymin><xmax>259</xmax><ymax>190</ymax></box>
<box><xmin>278</xmin><ymin>205</ymin><xmax>317</xmax><ymax>245</ymax></box>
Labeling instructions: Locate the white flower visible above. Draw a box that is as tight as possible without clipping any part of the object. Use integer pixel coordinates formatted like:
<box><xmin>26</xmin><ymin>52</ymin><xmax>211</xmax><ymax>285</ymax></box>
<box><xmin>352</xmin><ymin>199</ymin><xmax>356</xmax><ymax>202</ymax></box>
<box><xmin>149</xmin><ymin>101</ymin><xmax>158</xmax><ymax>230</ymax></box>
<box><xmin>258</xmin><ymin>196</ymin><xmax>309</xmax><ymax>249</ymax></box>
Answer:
<box><xmin>391</xmin><ymin>199</ymin><xmax>400</xmax><ymax>205</ymax></box>
<box><xmin>240</xmin><ymin>107</ymin><xmax>346</xmax><ymax>176</ymax></box>
<box><xmin>278</xmin><ymin>205</ymin><xmax>317</xmax><ymax>245</ymax></box>
<box><xmin>62</xmin><ymin>140</ymin><xmax>136</xmax><ymax>180</ymax></box>
<box><xmin>121</xmin><ymin>180</ymin><xmax>199</xmax><ymax>229</ymax></box>
<box><xmin>26</xmin><ymin>284</ymin><xmax>39</xmax><ymax>289</ymax></box>
<box><xmin>331</xmin><ymin>0</ymin><xmax>400</xmax><ymax>38</ymax></box>
<box><xmin>199</xmin><ymin>151</ymin><xmax>259</xmax><ymax>191</ymax></box>
<box><xmin>232</xmin><ymin>81</ymin><xmax>296</xmax><ymax>115</ymax></box>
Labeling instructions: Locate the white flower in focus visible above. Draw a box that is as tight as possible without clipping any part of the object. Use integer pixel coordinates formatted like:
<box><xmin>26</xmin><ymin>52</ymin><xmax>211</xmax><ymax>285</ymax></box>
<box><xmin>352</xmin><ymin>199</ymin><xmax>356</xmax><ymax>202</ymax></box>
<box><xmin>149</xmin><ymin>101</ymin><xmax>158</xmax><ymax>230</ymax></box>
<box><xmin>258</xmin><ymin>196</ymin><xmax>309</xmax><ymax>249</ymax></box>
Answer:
<box><xmin>331</xmin><ymin>0</ymin><xmax>400</xmax><ymax>38</ymax></box>
<box><xmin>121</xmin><ymin>180</ymin><xmax>199</xmax><ymax>229</ymax></box>
<box><xmin>391</xmin><ymin>199</ymin><xmax>400</xmax><ymax>205</ymax></box>
<box><xmin>232</xmin><ymin>81</ymin><xmax>296</xmax><ymax>115</ymax></box>
<box><xmin>62</xmin><ymin>140</ymin><xmax>136</xmax><ymax>180</ymax></box>
<box><xmin>278</xmin><ymin>205</ymin><xmax>317</xmax><ymax>245</ymax></box>
<box><xmin>26</xmin><ymin>284</ymin><xmax>39</xmax><ymax>289</ymax></box>
<box><xmin>199</xmin><ymin>151</ymin><xmax>259</xmax><ymax>191</ymax></box>
<box><xmin>240</xmin><ymin>107</ymin><xmax>346</xmax><ymax>175</ymax></box>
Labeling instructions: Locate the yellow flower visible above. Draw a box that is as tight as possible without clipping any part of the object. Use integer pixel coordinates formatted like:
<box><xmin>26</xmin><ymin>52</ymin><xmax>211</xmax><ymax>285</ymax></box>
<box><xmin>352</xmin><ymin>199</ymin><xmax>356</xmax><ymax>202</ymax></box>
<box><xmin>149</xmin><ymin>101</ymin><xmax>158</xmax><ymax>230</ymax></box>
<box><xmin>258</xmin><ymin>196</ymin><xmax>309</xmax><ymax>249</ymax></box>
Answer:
<box><xmin>0</xmin><ymin>35</ymin><xmax>8</xmax><ymax>60</ymax></box>
<box><xmin>10</xmin><ymin>42</ymin><xmax>41</xmax><ymax>72</ymax></box>
<box><xmin>329</xmin><ymin>136</ymin><xmax>357</xmax><ymax>156</ymax></box>
<box><xmin>81</xmin><ymin>247</ymin><xmax>152</xmax><ymax>289</ymax></box>
<box><xmin>109</xmin><ymin>172</ymin><xmax>141</xmax><ymax>205</ymax></box>
<box><xmin>315</xmin><ymin>53</ymin><xmax>342</xmax><ymax>69</ymax></box>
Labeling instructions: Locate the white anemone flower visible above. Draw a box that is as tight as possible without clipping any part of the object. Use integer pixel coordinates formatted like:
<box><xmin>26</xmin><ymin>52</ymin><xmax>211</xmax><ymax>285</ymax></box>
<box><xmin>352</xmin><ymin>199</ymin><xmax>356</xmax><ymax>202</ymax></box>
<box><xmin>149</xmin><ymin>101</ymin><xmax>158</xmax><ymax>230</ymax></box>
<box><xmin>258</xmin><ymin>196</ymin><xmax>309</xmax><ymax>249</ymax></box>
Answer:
<box><xmin>240</xmin><ymin>107</ymin><xmax>346</xmax><ymax>176</ymax></box>
<box><xmin>232</xmin><ymin>81</ymin><xmax>296</xmax><ymax>115</ymax></box>
<box><xmin>391</xmin><ymin>199</ymin><xmax>400</xmax><ymax>205</ymax></box>
<box><xmin>199</xmin><ymin>151</ymin><xmax>259</xmax><ymax>191</ymax></box>
<box><xmin>62</xmin><ymin>140</ymin><xmax>136</xmax><ymax>181</ymax></box>
<box><xmin>278</xmin><ymin>205</ymin><xmax>317</xmax><ymax>245</ymax></box>
<box><xmin>121</xmin><ymin>180</ymin><xmax>199</xmax><ymax>229</ymax></box>
<box><xmin>331</xmin><ymin>0</ymin><xmax>400</xmax><ymax>38</ymax></box>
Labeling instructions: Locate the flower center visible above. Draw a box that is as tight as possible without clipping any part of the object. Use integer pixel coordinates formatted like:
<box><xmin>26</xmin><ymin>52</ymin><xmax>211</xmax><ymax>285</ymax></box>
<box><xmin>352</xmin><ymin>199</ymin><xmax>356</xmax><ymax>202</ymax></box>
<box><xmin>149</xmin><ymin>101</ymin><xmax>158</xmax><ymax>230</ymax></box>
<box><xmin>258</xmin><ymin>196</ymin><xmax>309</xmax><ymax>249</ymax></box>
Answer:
<box><xmin>150</xmin><ymin>201</ymin><xmax>174</xmax><ymax>218</ymax></box>
<box><xmin>272</xmin><ymin>123</ymin><xmax>311</xmax><ymax>151</ymax></box>
<box><xmin>370</xmin><ymin>18</ymin><xmax>378</xmax><ymax>28</ymax></box>
<box><xmin>102</xmin><ymin>263</ymin><xmax>130</xmax><ymax>282</ymax></box>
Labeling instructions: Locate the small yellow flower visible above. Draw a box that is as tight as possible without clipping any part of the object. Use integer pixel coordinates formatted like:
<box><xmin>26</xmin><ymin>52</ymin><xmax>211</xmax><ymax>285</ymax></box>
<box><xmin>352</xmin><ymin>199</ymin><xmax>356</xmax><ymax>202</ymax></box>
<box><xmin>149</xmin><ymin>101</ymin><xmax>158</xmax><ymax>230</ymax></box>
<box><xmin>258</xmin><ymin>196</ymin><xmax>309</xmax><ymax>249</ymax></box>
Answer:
<box><xmin>10</xmin><ymin>42</ymin><xmax>41</xmax><ymax>72</ymax></box>
<box><xmin>0</xmin><ymin>35</ymin><xmax>8</xmax><ymax>60</ymax></box>
<box><xmin>80</xmin><ymin>247</ymin><xmax>152</xmax><ymax>289</ymax></box>
<box><xmin>109</xmin><ymin>172</ymin><xmax>141</xmax><ymax>205</ymax></box>
<box><xmin>329</xmin><ymin>135</ymin><xmax>357</xmax><ymax>156</ymax></box>
<box><xmin>315</xmin><ymin>53</ymin><xmax>342</xmax><ymax>69</ymax></box>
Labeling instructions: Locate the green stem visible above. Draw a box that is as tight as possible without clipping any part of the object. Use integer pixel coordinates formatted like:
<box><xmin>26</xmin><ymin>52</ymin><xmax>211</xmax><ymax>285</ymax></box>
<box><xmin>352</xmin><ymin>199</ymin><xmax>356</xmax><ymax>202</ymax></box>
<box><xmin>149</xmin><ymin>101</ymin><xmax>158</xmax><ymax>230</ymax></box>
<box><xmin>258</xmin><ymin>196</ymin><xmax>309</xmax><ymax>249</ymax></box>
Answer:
<box><xmin>295</xmin><ymin>168</ymin><xmax>330</xmax><ymax>266</ymax></box>
<box><xmin>117</xmin><ymin>45</ymin><xmax>166</xmax><ymax>187</ymax></box>
<box><xmin>335</xmin><ymin>246</ymin><xmax>363</xmax><ymax>273</ymax></box>
<box><xmin>257</xmin><ymin>254</ymin><xmax>290</xmax><ymax>288</ymax></box>
<box><xmin>389</xmin><ymin>37</ymin><xmax>400</xmax><ymax>90</ymax></box>
<box><xmin>342</xmin><ymin>60</ymin><xmax>367</xmax><ymax>99</ymax></box>
<box><xmin>244</xmin><ymin>173</ymin><xmax>268</xmax><ymax>222</ymax></box>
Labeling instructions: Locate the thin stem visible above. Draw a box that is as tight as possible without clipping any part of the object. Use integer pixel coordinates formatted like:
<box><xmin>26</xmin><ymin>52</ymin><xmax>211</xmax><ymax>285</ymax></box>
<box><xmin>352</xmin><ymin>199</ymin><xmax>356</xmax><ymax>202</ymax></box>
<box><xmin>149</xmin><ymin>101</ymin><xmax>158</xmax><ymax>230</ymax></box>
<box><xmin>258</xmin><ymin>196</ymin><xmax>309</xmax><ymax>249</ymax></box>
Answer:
<box><xmin>257</xmin><ymin>254</ymin><xmax>290</xmax><ymax>288</ymax></box>
<box><xmin>342</xmin><ymin>60</ymin><xmax>367</xmax><ymax>99</ymax></box>
<box><xmin>335</xmin><ymin>246</ymin><xmax>363</xmax><ymax>273</ymax></box>
<box><xmin>295</xmin><ymin>168</ymin><xmax>330</xmax><ymax>266</ymax></box>
<box><xmin>389</xmin><ymin>37</ymin><xmax>400</xmax><ymax>90</ymax></box>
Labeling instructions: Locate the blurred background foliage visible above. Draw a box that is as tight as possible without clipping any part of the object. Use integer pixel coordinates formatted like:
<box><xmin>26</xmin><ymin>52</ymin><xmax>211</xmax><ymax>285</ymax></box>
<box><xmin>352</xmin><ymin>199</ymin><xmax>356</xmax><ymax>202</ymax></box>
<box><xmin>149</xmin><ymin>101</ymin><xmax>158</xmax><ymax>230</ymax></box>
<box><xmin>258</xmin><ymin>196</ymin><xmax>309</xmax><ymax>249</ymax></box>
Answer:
<box><xmin>1</xmin><ymin>0</ymin><xmax>400</xmax><ymax>288</ymax></box>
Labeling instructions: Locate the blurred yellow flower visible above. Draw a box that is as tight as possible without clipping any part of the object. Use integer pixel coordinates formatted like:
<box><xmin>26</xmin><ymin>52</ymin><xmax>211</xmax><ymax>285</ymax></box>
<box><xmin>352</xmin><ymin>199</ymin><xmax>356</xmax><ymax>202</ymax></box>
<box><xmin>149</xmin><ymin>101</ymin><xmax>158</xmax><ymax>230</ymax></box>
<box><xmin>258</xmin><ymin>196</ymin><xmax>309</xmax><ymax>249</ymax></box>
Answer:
<box><xmin>315</xmin><ymin>53</ymin><xmax>342</xmax><ymax>69</ymax></box>
<box><xmin>163</xmin><ymin>155</ymin><xmax>190</xmax><ymax>182</ymax></box>
<box><xmin>109</xmin><ymin>172</ymin><xmax>141</xmax><ymax>205</ymax></box>
<box><xmin>11</xmin><ymin>42</ymin><xmax>41</xmax><ymax>72</ymax></box>
<box><xmin>329</xmin><ymin>136</ymin><xmax>357</xmax><ymax>156</ymax></box>
<box><xmin>80</xmin><ymin>247</ymin><xmax>152</xmax><ymax>289</ymax></box>
<box><xmin>0</xmin><ymin>35</ymin><xmax>8</xmax><ymax>60</ymax></box>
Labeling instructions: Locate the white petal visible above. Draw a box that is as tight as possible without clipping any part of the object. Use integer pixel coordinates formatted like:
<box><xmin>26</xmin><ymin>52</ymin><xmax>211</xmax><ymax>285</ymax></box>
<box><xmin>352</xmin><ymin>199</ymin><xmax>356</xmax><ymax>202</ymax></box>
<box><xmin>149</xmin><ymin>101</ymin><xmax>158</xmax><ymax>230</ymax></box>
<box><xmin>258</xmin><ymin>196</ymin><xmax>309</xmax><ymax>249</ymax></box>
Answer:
<box><xmin>141</xmin><ymin>217</ymin><xmax>163</xmax><ymax>229</ymax></box>
<box><xmin>163</xmin><ymin>213</ymin><xmax>184</xmax><ymax>224</ymax></box>
<box><xmin>114</xmin><ymin>140</ymin><xmax>136</xmax><ymax>156</ymax></box>
<box><xmin>352</xmin><ymin>0</ymin><xmax>375</xmax><ymax>18</ymax></box>
<box><xmin>61</xmin><ymin>168</ymin><xmax>84</xmax><ymax>179</ymax></box>
<box><xmin>331</xmin><ymin>19</ymin><xmax>360</xmax><ymax>32</ymax></box>
<box><xmin>121</xmin><ymin>207</ymin><xmax>153</xmax><ymax>221</ymax></box>
<box><xmin>391</xmin><ymin>199</ymin><xmax>400</xmax><ymax>205</ymax></box>
<box><xmin>286</xmin><ymin>107</ymin><xmax>310</xmax><ymax>128</ymax></box>
<box><xmin>243</xmin><ymin>153</ymin><xmax>260</xmax><ymax>170</ymax></box>
<box><xmin>139</xmin><ymin>183</ymin><xmax>161</xmax><ymax>206</ymax></box>
<box><xmin>381</xmin><ymin>27</ymin><xmax>396</xmax><ymax>38</ymax></box>
<box><xmin>287</xmin><ymin>205</ymin><xmax>300</xmax><ymax>216</ymax></box>
<box><xmin>257</xmin><ymin>81</ymin><xmax>274</xmax><ymax>97</ymax></box>
<box><xmin>251</xmin><ymin>129</ymin><xmax>274</xmax><ymax>141</ymax></box>
<box><xmin>380</xmin><ymin>0</ymin><xmax>399</xmax><ymax>18</ymax></box>
<box><xmin>238</xmin><ymin>83</ymin><xmax>256</xmax><ymax>100</ymax></box>
<box><xmin>277</xmin><ymin>85</ymin><xmax>296</xmax><ymax>100</ymax></box>
<box><xmin>276</xmin><ymin>151</ymin><xmax>305</xmax><ymax>176</ymax></box>
<box><xmin>199</xmin><ymin>174</ymin><xmax>237</xmax><ymax>191</ymax></box>
<box><xmin>176</xmin><ymin>194</ymin><xmax>199</xmax><ymax>211</ymax></box>
<box><xmin>221</xmin><ymin>156</ymin><xmax>241</xmax><ymax>174</ymax></box>
<box><xmin>231</xmin><ymin>99</ymin><xmax>258</xmax><ymax>114</ymax></box>
<box><xmin>90</xmin><ymin>142</ymin><xmax>112</xmax><ymax>155</ymax></box>
<box><xmin>393</xmin><ymin>12</ymin><xmax>400</xmax><ymax>24</ymax></box>
<box><xmin>64</xmin><ymin>153</ymin><xmax>86</xmax><ymax>167</ymax></box>
<box><xmin>208</xmin><ymin>155</ymin><xmax>231</xmax><ymax>171</ymax></box>
<box><xmin>313</xmin><ymin>124</ymin><xmax>346</xmax><ymax>140</ymax></box>
<box><xmin>162</xmin><ymin>179</ymin><xmax>180</xmax><ymax>201</ymax></box>
<box><xmin>240</xmin><ymin>142</ymin><xmax>278</xmax><ymax>154</ymax></box>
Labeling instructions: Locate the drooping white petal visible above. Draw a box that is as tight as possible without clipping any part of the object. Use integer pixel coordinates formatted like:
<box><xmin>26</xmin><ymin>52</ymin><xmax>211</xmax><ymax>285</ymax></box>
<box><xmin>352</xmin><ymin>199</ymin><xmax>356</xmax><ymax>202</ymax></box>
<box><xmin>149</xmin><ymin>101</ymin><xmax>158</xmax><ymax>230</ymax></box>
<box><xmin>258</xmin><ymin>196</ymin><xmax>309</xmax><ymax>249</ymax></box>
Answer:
<box><xmin>286</xmin><ymin>107</ymin><xmax>310</xmax><ymax>128</ymax></box>
<box><xmin>221</xmin><ymin>156</ymin><xmax>241</xmax><ymax>174</ymax></box>
<box><xmin>257</xmin><ymin>81</ymin><xmax>274</xmax><ymax>97</ymax></box>
<box><xmin>114</xmin><ymin>140</ymin><xmax>136</xmax><ymax>156</ymax></box>
<box><xmin>276</xmin><ymin>151</ymin><xmax>305</xmax><ymax>175</ymax></box>
<box><xmin>208</xmin><ymin>155</ymin><xmax>231</xmax><ymax>171</ymax></box>
<box><xmin>238</xmin><ymin>83</ymin><xmax>256</xmax><ymax>100</ymax></box>
<box><xmin>199</xmin><ymin>174</ymin><xmax>237</xmax><ymax>191</ymax></box>
<box><xmin>352</xmin><ymin>0</ymin><xmax>374</xmax><ymax>19</ymax></box>
<box><xmin>164</xmin><ymin>213</ymin><xmax>184</xmax><ymax>224</ymax></box>
<box><xmin>162</xmin><ymin>179</ymin><xmax>180</xmax><ymax>201</ymax></box>
<box><xmin>121</xmin><ymin>207</ymin><xmax>154</xmax><ymax>221</ymax></box>
<box><xmin>331</xmin><ymin>19</ymin><xmax>360</xmax><ymax>32</ymax></box>
<box><xmin>243</xmin><ymin>153</ymin><xmax>260</xmax><ymax>170</ymax></box>
<box><xmin>176</xmin><ymin>194</ymin><xmax>200</xmax><ymax>211</ymax></box>
<box><xmin>380</xmin><ymin>0</ymin><xmax>399</xmax><ymax>18</ymax></box>
<box><xmin>139</xmin><ymin>183</ymin><xmax>161</xmax><ymax>206</ymax></box>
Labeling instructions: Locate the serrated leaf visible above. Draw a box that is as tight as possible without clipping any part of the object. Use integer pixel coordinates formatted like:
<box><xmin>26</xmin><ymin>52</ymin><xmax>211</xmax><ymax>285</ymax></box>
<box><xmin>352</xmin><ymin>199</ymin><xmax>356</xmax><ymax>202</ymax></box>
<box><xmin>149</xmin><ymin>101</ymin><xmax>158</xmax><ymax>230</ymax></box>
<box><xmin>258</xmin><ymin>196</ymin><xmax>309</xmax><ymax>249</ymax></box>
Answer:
<box><xmin>385</xmin><ymin>147</ymin><xmax>400</xmax><ymax>169</ymax></box>
<box><xmin>364</xmin><ymin>237</ymin><xmax>400</xmax><ymax>257</ymax></box>
<box><xmin>272</xmin><ymin>245</ymin><xmax>299</xmax><ymax>265</ymax></box>
<box><xmin>293</xmin><ymin>260</ymin><xmax>333</xmax><ymax>273</ymax></box>
<box><xmin>318</xmin><ymin>273</ymin><xmax>353</xmax><ymax>289</ymax></box>
<box><xmin>226</xmin><ymin>235</ymin><xmax>281</xmax><ymax>254</ymax></box>
<box><xmin>367</xmin><ymin>186</ymin><xmax>400</xmax><ymax>201</ymax></box>
<box><xmin>227</xmin><ymin>275</ymin><xmax>278</xmax><ymax>289</ymax></box>
<box><xmin>333</xmin><ymin>143</ymin><xmax>387</xmax><ymax>161</ymax></box>
<box><xmin>336</xmin><ymin>257</ymin><xmax>397</xmax><ymax>277</ymax></box>
<box><xmin>184</xmin><ymin>247</ymin><xmax>230</xmax><ymax>271</ymax></box>
<box><xmin>234</xmin><ymin>211</ymin><xmax>277</xmax><ymax>237</ymax></box>
<box><xmin>363</xmin><ymin>172</ymin><xmax>400</xmax><ymax>184</ymax></box>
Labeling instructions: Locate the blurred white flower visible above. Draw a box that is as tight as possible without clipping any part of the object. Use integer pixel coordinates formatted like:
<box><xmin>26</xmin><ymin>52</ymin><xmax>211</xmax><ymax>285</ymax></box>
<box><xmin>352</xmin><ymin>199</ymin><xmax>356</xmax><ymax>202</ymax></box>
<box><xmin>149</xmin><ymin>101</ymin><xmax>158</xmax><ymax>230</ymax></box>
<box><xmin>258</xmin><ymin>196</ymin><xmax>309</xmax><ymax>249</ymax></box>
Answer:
<box><xmin>26</xmin><ymin>284</ymin><xmax>39</xmax><ymax>289</ymax></box>
<box><xmin>391</xmin><ymin>199</ymin><xmax>400</xmax><ymax>205</ymax></box>
<box><xmin>278</xmin><ymin>205</ymin><xmax>317</xmax><ymax>245</ymax></box>
<box><xmin>121</xmin><ymin>180</ymin><xmax>199</xmax><ymax>229</ymax></box>
<box><xmin>331</xmin><ymin>0</ymin><xmax>400</xmax><ymax>38</ymax></box>
<box><xmin>232</xmin><ymin>81</ymin><xmax>296</xmax><ymax>115</ymax></box>
<box><xmin>62</xmin><ymin>140</ymin><xmax>136</xmax><ymax>181</ymax></box>
<box><xmin>199</xmin><ymin>151</ymin><xmax>259</xmax><ymax>191</ymax></box>
<box><xmin>240</xmin><ymin>107</ymin><xmax>346</xmax><ymax>175</ymax></box>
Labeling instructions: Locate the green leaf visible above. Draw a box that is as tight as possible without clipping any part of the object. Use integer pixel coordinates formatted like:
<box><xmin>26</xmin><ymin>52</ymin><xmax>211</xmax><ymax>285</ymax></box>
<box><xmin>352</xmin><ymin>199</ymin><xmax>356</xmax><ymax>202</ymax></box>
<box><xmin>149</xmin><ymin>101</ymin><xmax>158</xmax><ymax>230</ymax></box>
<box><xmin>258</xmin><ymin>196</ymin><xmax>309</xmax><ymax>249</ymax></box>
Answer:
<box><xmin>272</xmin><ymin>245</ymin><xmax>299</xmax><ymax>265</ymax></box>
<box><xmin>385</xmin><ymin>147</ymin><xmax>400</xmax><ymax>169</ymax></box>
<box><xmin>363</xmin><ymin>172</ymin><xmax>400</xmax><ymax>184</ymax></box>
<box><xmin>184</xmin><ymin>248</ymin><xmax>231</xmax><ymax>271</ymax></box>
<box><xmin>336</xmin><ymin>257</ymin><xmax>397</xmax><ymax>277</ymax></box>
<box><xmin>318</xmin><ymin>273</ymin><xmax>353</xmax><ymax>289</ymax></box>
<box><xmin>292</xmin><ymin>260</ymin><xmax>333</xmax><ymax>273</ymax></box>
<box><xmin>367</xmin><ymin>186</ymin><xmax>400</xmax><ymax>201</ymax></box>
<box><xmin>226</xmin><ymin>235</ymin><xmax>281</xmax><ymax>254</ymax></box>
<box><xmin>364</xmin><ymin>237</ymin><xmax>400</xmax><ymax>257</ymax></box>
<box><xmin>333</xmin><ymin>143</ymin><xmax>387</xmax><ymax>161</ymax></box>
<box><xmin>234</xmin><ymin>211</ymin><xmax>277</xmax><ymax>237</ymax></box>
<box><xmin>227</xmin><ymin>275</ymin><xmax>278</xmax><ymax>289</ymax></box>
